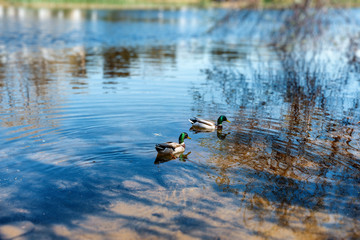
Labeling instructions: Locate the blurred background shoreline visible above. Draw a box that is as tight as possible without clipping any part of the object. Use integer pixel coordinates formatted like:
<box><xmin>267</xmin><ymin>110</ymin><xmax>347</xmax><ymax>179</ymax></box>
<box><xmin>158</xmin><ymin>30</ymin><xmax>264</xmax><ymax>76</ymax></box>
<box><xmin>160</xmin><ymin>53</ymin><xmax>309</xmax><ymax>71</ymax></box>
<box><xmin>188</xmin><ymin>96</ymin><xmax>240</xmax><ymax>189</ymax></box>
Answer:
<box><xmin>1</xmin><ymin>0</ymin><xmax>360</xmax><ymax>10</ymax></box>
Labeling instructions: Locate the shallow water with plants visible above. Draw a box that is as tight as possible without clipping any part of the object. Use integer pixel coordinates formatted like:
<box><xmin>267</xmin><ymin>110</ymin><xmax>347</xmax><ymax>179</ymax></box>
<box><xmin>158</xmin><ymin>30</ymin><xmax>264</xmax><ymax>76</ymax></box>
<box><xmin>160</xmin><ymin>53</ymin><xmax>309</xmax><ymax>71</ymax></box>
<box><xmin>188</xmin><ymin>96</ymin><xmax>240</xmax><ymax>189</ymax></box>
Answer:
<box><xmin>0</xmin><ymin>6</ymin><xmax>359</xmax><ymax>239</ymax></box>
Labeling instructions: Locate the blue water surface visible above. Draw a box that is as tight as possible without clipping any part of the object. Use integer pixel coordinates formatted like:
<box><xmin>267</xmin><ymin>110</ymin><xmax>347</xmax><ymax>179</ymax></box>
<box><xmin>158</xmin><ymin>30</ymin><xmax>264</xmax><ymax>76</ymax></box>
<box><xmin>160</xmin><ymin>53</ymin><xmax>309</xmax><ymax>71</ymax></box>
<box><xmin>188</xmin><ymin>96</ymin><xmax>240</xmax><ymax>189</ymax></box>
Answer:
<box><xmin>0</xmin><ymin>6</ymin><xmax>359</xmax><ymax>239</ymax></box>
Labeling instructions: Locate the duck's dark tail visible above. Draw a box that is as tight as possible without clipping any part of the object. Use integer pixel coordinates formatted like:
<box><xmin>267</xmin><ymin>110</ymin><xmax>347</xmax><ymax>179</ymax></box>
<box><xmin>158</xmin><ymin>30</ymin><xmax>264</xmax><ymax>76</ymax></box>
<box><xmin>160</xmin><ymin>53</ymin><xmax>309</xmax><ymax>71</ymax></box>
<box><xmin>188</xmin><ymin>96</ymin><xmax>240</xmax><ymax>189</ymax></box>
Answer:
<box><xmin>188</xmin><ymin>118</ymin><xmax>197</xmax><ymax>124</ymax></box>
<box><xmin>155</xmin><ymin>144</ymin><xmax>164</xmax><ymax>152</ymax></box>
<box><xmin>155</xmin><ymin>143</ymin><xmax>175</xmax><ymax>152</ymax></box>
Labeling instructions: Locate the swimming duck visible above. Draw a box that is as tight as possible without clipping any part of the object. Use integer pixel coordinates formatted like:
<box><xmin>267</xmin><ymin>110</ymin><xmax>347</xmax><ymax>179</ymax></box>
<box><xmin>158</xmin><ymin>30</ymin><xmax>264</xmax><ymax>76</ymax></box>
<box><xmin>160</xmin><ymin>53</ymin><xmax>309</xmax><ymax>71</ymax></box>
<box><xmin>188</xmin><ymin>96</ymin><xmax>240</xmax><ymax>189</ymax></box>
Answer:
<box><xmin>155</xmin><ymin>132</ymin><xmax>191</xmax><ymax>156</ymax></box>
<box><xmin>189</xmin><ymin>115</ymin><xmax>230</xmax><ymax>131</ymax></box>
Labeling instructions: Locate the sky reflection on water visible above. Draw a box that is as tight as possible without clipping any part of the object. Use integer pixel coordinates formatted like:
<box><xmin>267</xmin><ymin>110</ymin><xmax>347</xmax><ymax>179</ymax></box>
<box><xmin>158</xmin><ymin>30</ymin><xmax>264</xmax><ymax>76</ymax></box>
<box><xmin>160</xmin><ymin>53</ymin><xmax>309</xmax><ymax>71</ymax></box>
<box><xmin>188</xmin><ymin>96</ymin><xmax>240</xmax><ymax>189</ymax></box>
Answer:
<box><xmin>0</xmin><ymin>7</ymin><xmax>359</xmax><ymax>240</ymax></box>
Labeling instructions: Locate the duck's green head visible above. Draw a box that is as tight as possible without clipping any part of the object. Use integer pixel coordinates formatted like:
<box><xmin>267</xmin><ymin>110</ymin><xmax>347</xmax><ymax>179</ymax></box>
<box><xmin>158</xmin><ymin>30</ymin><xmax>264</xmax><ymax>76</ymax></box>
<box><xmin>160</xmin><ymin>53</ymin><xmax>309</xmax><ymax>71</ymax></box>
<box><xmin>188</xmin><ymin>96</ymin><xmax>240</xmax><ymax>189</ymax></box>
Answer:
<box><xmin>217</xmin><ymin>115</ymin><xmax>230</xmax><ymax>125</ymax></box>
<box><xmin>179</xmin><ymin>132</ymin><xmax>191</xmax><ymax>143</ymax></box>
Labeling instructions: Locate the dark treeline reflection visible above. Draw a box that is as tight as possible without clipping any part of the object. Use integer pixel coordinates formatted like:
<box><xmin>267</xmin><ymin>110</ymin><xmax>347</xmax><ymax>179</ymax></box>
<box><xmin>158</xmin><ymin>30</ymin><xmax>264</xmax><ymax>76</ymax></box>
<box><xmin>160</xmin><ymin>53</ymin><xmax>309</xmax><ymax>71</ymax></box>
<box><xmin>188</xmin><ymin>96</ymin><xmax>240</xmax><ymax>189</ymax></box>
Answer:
<box><xmin>0</xmin><ymin>45</ymin><xmax>178</xmax><ymax>142</ymax></box>
<box><xmin>103</xmin><ymin>47</ymin><xmax>137</xmax><ymax>78</ymax></box>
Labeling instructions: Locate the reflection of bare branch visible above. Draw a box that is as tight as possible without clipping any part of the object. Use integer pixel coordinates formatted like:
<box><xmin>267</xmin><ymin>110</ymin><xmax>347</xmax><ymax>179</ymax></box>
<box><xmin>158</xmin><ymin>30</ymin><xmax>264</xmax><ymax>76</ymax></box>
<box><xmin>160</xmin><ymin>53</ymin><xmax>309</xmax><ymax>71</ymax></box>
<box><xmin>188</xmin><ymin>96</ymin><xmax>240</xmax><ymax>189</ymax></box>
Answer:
<box><xmin>196</xmin><ymin>8</ymin><xmax>360</xmax><ymax>229</ymax></box>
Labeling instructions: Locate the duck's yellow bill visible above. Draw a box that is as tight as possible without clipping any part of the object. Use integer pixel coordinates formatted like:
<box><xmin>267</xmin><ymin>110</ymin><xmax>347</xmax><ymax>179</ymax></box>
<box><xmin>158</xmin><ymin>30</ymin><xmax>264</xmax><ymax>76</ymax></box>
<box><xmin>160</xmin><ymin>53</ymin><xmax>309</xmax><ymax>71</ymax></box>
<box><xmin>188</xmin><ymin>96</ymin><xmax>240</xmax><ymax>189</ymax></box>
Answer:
<box><xmin>226</xmin><ymin>120</ymin><xmax>231</xmax><ymax>123</ymax></box>
<box><xmin>187</xmin><ymin>136</ymin><xmax>192</xmax><ymax>139</ymax></box>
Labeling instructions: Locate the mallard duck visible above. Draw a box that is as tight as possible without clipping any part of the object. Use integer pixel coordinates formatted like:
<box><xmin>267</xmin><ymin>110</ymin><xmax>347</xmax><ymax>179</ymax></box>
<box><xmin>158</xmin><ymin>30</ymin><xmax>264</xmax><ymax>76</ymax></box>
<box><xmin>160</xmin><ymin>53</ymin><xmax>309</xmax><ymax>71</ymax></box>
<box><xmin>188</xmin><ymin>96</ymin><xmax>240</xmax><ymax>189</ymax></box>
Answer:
<box><xmin>155</xmin><ymin>132</ymin><xmax>191</xmax><ymax>156</ymax></box>
<box><xmin>189</xmin><ymin>115</ymin><xmax>230</xmax><ymax>131</ymax></box>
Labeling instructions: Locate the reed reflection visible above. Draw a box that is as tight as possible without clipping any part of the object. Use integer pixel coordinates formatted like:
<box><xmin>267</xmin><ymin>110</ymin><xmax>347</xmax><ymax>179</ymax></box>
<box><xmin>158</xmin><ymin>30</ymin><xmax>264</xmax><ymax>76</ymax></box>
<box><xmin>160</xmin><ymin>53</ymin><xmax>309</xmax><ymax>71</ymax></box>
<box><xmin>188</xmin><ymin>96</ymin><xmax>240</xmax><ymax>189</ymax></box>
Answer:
<box><xmin>193</xmin><ymin>15</ymin><xmax>360</xmax><ymax>236</ymax></box>
<box><xmin>0</xmin><ymin>50</ymin><xmax>64</xmax><ymax>140</ymax></box>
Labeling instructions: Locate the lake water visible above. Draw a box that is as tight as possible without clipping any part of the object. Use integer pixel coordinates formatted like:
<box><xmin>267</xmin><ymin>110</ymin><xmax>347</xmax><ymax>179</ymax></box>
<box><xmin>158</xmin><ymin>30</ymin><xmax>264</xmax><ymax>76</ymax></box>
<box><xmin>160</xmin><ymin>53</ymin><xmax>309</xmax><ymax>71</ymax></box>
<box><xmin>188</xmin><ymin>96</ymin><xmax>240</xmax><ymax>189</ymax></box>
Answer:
<box><xmin>0</xmin><ymin>6</ymin><xmax>359</xmax><ymax>239</ymax></box>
